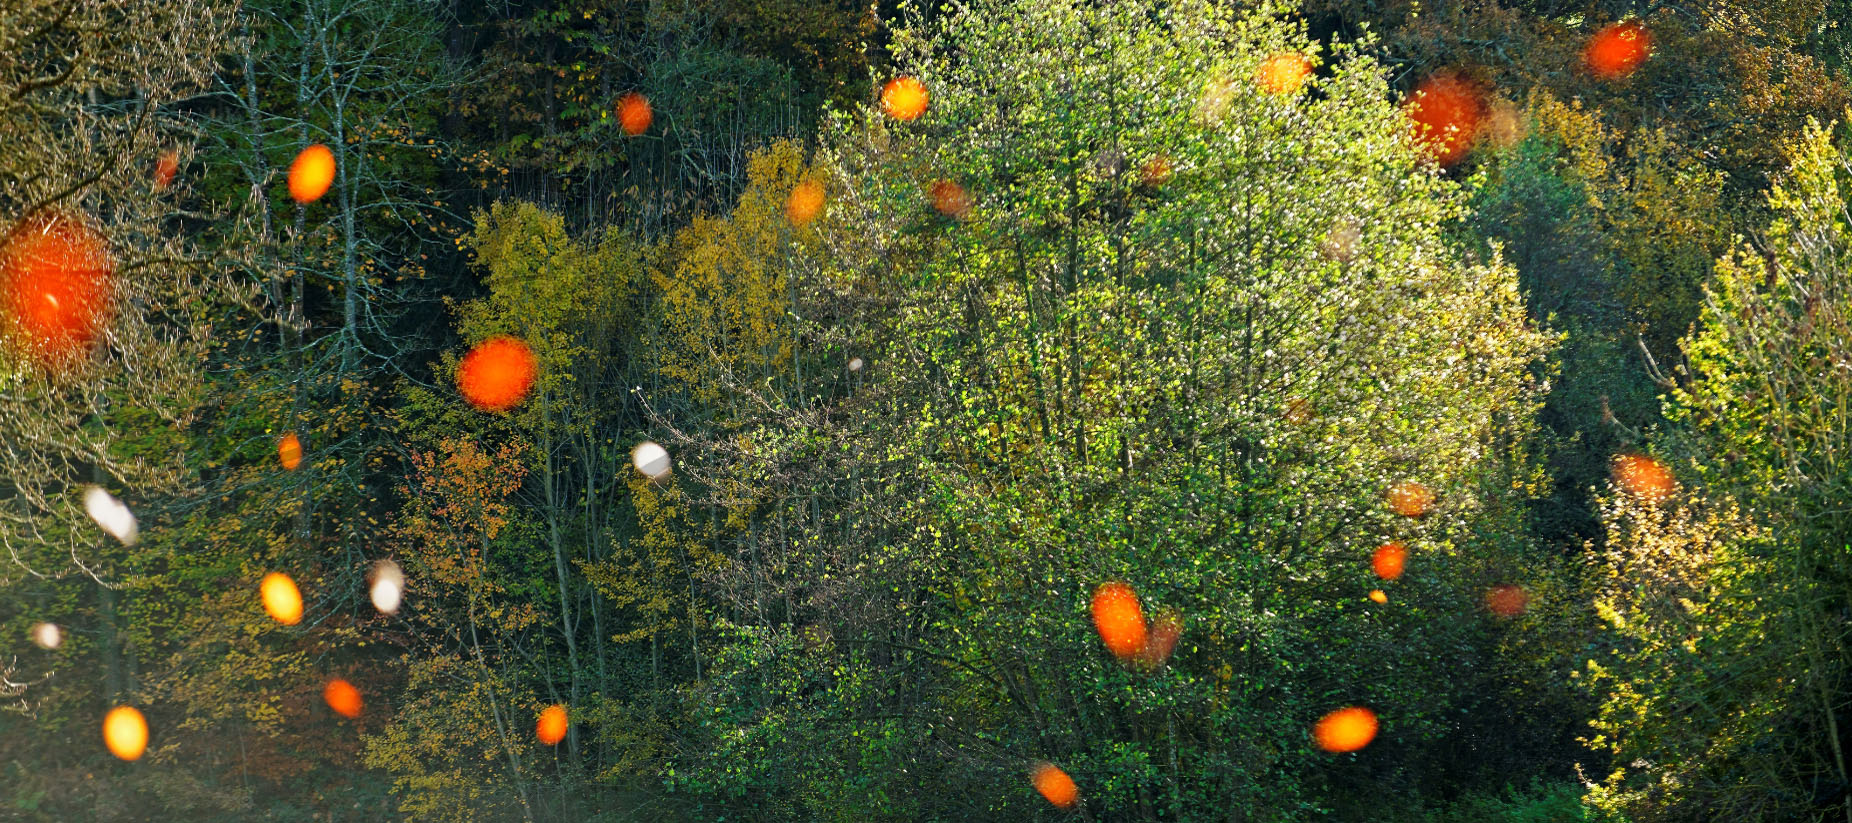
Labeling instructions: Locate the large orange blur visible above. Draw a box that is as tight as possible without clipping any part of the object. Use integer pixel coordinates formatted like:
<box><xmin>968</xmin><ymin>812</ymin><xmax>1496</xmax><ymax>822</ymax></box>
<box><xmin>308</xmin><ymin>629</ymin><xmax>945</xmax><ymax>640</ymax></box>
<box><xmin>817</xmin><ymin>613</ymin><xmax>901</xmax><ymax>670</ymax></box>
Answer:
<box><xmin>1486</xmin><ymin>584</ymin><xmax>1530</xmax><ymax>618</ymax></box>
<box><xmin>929</xmin><ymin>180</ymin><xmax>971</xmax><ymax>219</ymax></box>
<box><xmin>1372</xmin><ymin>542</ymin><xmax>1408</xmax><ymax>580</ymax></box>
<box><xmin>617</xmin><ymin>93</ymin><xmax>653</xmax><ymax>136</ymax></box>
<box><xmin>1402</xmin><ymin>75</ymin><xmax>1484</xmax><ymax>166</ymax></box>
<box><xmin>1314</xmin><ymin>706</ymin><xmax>1378</xmax><ymax>753</ymax></box>
<box><xmin>537</xmin><ymin>704</ymin><xmax>568</xmax><ymax>745</ymax></box>
<box><xmin>0</xmin><ymin>213</ymin><xmax>112</xmax><ymax>366</ymax></box>
<box><xmin>457</xmin><ymin>336</ymin><xmax>538</xmax><ymax>412</ymax></box>
<box><xmin>881</xmin><ymin>76</ymin><xmax>929</xmax><ymax>121</ymax></box>
<box><xmin>324</xmin><ymin>678</ymin><xmax>363</xmax><ymax>719</ymax></box>
<box><xmin>1091</xmin><ymin>581</ymin><xmax>1148</xmax><ymax>661</ymax></box>
<box><xmin>103</xmin><ymin>706</ymin><xmax>148</xmax><ymax>761</ymax></box>
<box><xmin>1031</xmin><ymin>762</ymin><xmax>1079</xmax><ymax>809</ymax></box>
<box><xmin>1255</xmin><ymin>52</ymin><xmax>1313</xmax><ymax>95</ymax></box>
<box><xmin>786</xmin><ymin>180</ymin><xmax>825</xmax><ymax>226</ymax></box>
<box><xmin>288</xmin><ymin>144</ymin><xmax>335</xmax><ymax>204</ymax></box>
<box><xmin>1386</xmin><ymin>481</ymin><xmax>1435</xmax><ymax>517</ymax></box>
<box><xmin>1585</xmin><ymin>22</ymin><xmax>1651</xmax><ymax>80</ymax></box>
<box><xmin>278</xmin><ymin>433</ymin><xmax>303</xmax><ymax>471</ymax></box>
<box><xmin>1613</xmin><ymin>453</ymin><xmax>1673</xmax><ymax>501</ymax></box>
<box><xmin>261</xmin><ymin>572</ymin><xmax>304</xmax><ymax>625</ymax></box>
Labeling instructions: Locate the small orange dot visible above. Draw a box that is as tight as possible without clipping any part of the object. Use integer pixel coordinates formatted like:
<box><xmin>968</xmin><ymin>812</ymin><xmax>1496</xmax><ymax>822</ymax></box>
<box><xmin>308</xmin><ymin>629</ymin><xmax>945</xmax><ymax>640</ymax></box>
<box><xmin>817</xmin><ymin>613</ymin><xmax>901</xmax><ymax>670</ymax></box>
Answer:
<box><xmin>786</xmin><ymin>180</ymin><xmax>826</xmax><ymax>226</ymax></box>
<box><xmin>1368</xmin><ymin>589</ymin><xmax>1388</xmax><ymax>604</ymax></box>
<box><xmin>536</xmin><ymin>704</ymin><xmax>568</xmax><ymax>745</ymax></box>
<box><xmin>881</xmin><ymin>76</ymin><xmax>929</xmax><ymax>121</ymax></box>
<box><xmin>617</xmin><ymin>93</ymin><xmax>653</xmax><ymax>136</ymax></box>
<box><xmin>1031</xmin><ymin>762</ymin><xmax>1079</xmax><ymax>809</ymax></box>
<box><xmin>323</xmin><ymin>678</ymin><xmax>363</xmax><ymax>719</ymax></box>
<box><xmin>103</xmin><ymin>705</ymin><xmax>148</xmax><ymax>761</ymax></box>
<box><xmin>1585</xmin><ymin>22</ymin><xmax>1651</xmax><ymax>79</ymax></box>
<box><xmin>260</xmin><ymin>572</ymin><xmax>303</xmax><ymax>626</ymax></box>
<box><xmin>289</xmin><ymin>144</ymin><xmax>335</xmax><ymax>204</ymax></box>
<box><xmin>1091</xmin><ymin>581</ymin><xmax>1148</xmax><ymax>661</ymax></box>
<box><xmin>1372</xmin><ymin>542</ymin><xmax>1408</xmax><ymax>580</ymax></box>
<box><xmin>457</xmin><ymin>336</ymin><xmax>538</xmax><ymax>413</ymax></box>
<box><xmin>278</xmin><ymin>433</ymin><xmax>303</xmax><ymax>471</ymax></box>
<box><xmin>1314</xmin><ymin>706</ymin><xmax>1378</xmax><ymax>753</ymax></box>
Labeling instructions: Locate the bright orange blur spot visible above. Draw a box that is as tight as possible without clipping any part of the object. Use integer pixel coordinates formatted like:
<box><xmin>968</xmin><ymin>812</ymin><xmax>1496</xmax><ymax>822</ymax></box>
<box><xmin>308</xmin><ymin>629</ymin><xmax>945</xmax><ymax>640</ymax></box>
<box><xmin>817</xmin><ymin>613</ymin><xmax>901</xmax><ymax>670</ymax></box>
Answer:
<box><xmin>1613</xmin><ymin>454</ymin><xmax>1673</xmax><ymax>501</ymax></box>
<box><xmin>1091</xmin><ymin>581</ymin><xmax>1148</xmax><ymax>661</ymax></box>
<box><xmin>103</xmin><ymin>706</ymin><xmax>148</xmax><ymax>761</ymax></box>
<box><xmin>261</xmin><ymin>572</ymin><xmax>303</xmax><ymax>626</ymax></box>
<box><xmin>1372</xmin><ymin>541</ymin><xmax>1407</xmax><ymax>580</ymax></box>
<box><xmin>1031</xmin><ymin>762</ymin><xmax>1079</xmax><ymax>809</ymax></box>
<box><xmin>1402</xmin><ymin>75</ymin><xmax>1484</xmax><ymax>166</ymax></box>
<box><xmin>1256</xmin><ymin>52</ymin><xmax>1313</xmax><ymax>95</ymax></box>
<box><xmin>0</xmin><ymin>213</ymin><xmax>112</xmax><ymax>366</ymax></box>
<box><xmin>154</xmin><ymin>150</ymin><xmax>179</xmax><ymax>190</ymax></box>
<box><xmin>288</xmin><ymin>144</ymin><xmax>335</xmax><ymax>204</ymax></box>
<box><xmin>278</xmin><ymin>433</ymin><xmax>303</xmax><ymax>471</ymax></box>
<box><xmin>929</xmin><ymin>180</ymin><xmax>971</xmax><ymax>219</ymax></box>
<box><xmin>1387</xmin><ymin>481</ymin><xmax>1434</xmax><ymax>517</ymax></box>
<box><xmin>786</xmin><ymin>180</ymin><xmax>825</xmax><ymax>227</ymax></box>
<box><xmin>1314</xmin><ymin>706</ymin><xmax>1378</xmax><ymax>753</ymax></box>
<box><xmin>881</xmin><ymin>76</ymin><xmax>929</xmax><ymax>121</ymax></box>
<box><xmin>1486</xmin><ymin>584</ymin><xmax>1529</xmax><ymax>618</ymax></box>
<box><xmin>536</xmin><ymin>704</ymin><xmax>568</xmax><ymax>745</ymax></box>
<box><xmin>457</xmin><ymin>336</ymin><xmax>538</xmax><ymax>413</ymax></box>
<box><xmin>1585</xmin><ymin>22</ymin><xmax>1651</xmax><ymax>80</ymax></box>
<box><xmin>1368</xmin><ymin>589</ymin><xmax>1388</xmax><ymax>604</ymax></box>
<box><xmin>323</xmin><ymin>678</ymin><xmax>363</xmax><ymax>719</ymax></box>
<box><xmin>617</xmin><ymin>93</ymin><xmax>653</xmax><ymax>136</ymax></box>
<box><xmin>1138</xmin><ymin>609</ymin><xmax>1182</xmax><ymax>670</ymax></box>
<box><xmin>1140</xmin><ymin>154</ymin><xmax>1172</xmax><ymax>187</ymax></box>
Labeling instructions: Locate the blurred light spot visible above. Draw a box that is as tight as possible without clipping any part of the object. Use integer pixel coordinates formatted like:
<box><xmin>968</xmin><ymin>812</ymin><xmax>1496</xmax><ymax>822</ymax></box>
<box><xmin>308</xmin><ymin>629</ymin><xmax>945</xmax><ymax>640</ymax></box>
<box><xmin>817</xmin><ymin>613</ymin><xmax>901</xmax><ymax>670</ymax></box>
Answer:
<box><xmin>1138</xmin><ymin>608</ymin><xmax>1182</xmax><ymax>670</ymax></box>
<box><xmin>1585</xmin><ymin>22</ymin><xmax>1651</xmax><ymax>79</ymax></box>
<box><xmin>1255</xmin><ymin>52</ymin><xmax>1313</xmax><ymax>95</ymax></box>
<box><xmin>103</xmin><ymin>706</ymin><xmax>148</xmax><ymax>761</ymax></box>
<box><xmin>369</xmin><ymin>559</ymin><xmax>403</xmax><ymax>615</ymax></box>
<box><xmin>1091</xmin><ymin>581</ymin><xmax>1148</xmax><ymax>661</ymax></box>
<box><xmin>261</xmin><ymin>572</ymin><xmax>303</xmax><ymax>626</ymax></box>
<box><xmin>278</xmin><ymin>433</ymin><xmax>303</xmax><ymax>471</ymax></box>
<box><xmin>0</xmin><ymin>212</ymin><xmax>113</xmax><ymax>366</ymax></box>
<box><xmin>83</xmin><ymin>486</ymin><xmax>138</xmax><ymax>546</ymax></box>
<box><xmin>288</xmin><ymin>144</ymin><xmax>335</xmax><ymax>204</ymax></box>
<box><xmin>1372</xmin><ymin>542</ymin><xmax>1407</xmax><ymax>581</ymax></box>
<box><xmin>632</xmin><ymin>441</ymin><xmax>671</xmax><ymax>480</ymax></box>
<box><xmin>1368</xmin><ymin>589</ymin><xmax>1388</xmax><ymax>604</ymax></box>
<box><xmin>30</xmin><ymin>622</ymin><xmax>61</xmax><ymax>649</ymax></box>
<box><xmin>786</xmin><ymin>180</ymin><xmax>826</xmax><ymax>227</ymax></box>
<box><xmin>154</xmin><ymin>151</ymin><xmax>178</xmax><ymax>190</ymax></box>
<box><xmin>536</xmin><ymin>704</ymin><xmax>568</xmax><ymax>745</ymax></box>
<box><xmin>323</xmin><ymin>678</ymin><xmax>363</xmax><ymax>719</ymax></box>
<box><xmin>617</xmin><ymin>93</ymin><xmax>653</xmax><ymax>136</ymax></box>
<box><xmin>457</xmin><ymin>336</ymin><xmax>538</xmax><ymax>413</ymax></box>
<box><xmin>847</xmin><ymin>357</ymin><xmax>864</xmax><ymax>373</ymax></box>
<box><xmin>1612</xmin><ymin>454</ymin><xmax>1673</xmax><ymax>501</ymax></box>
<box><xmin>1486</xmin><ymin>584</ymin><xmax>1529</xmax><ymax>618</ymax></box>
<box><xmin>1402</xmin><ymin>74</ymin><xmax>1484</xmax><ymax>166</ymax></box>
<box><xmin>1386</xmin><ymin>481</ymin><xmax>1434</xmax><ymax>518</ymax></box>
<box><xmin>1314</xmin><ymin>706</ymin><xmax>1378</xmax><ymax>753</ymax></box>
<box><xmin>1320</xmin><ymin>218</ymin><xmax>1361</xmax><ymax>264</ymax></box>
<box><xmin>1031</xmin><ymin>762</ymin><xmax>1079</xmax><ymax>809</ymax></box>
<box><xmin>930</xmin><ymin>180</ymin><xmax>971</xmax><ymax>219</ymax></box>
<box><xmin>1140</xmin><ymin>154</ymin><xmax>1173</xmax><ymax>188</ymax></box>
<box><xmin>881</xmin><ymin>76</ymin><xmax>929</xmax><ymax>121</ymax></box>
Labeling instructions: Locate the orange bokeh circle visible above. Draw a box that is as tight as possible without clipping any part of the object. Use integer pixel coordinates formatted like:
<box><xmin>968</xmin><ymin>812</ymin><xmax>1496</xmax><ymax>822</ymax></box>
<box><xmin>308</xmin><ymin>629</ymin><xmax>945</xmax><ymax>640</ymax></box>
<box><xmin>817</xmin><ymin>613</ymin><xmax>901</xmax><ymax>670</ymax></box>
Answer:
<box><xmin>289</xmin><ymin>144</ymin><xmax>335</xmax><ymax>204</ymax></box>
<box><xmin>457</xmin><ymin>336</ymin><xmax>538</xmax><ymax>413</ymax></box>
<box><xmin>1586</xmin><ymin>22</ymin><xmax>1651</xmax><ymax>79</ymax></box>
<box><xmin>1314</xmin><ymin>706</ymin><xmax>1378</xmax><ymax>753</ymax></box>
<box><xmin>103</xmin><ymin>705</ymin><xmax>148</xmax><ymax>761</ymax></box>
<box><xmin>617</xmin><ymin>93</ymin><xmax>653</xmax><ymax>136</ymax></box>
<box><xmin>1402</xmin><ymin>75</ymin><xmax>1484</xmax><ymax>166</ymax></box>
<box><xmin>0</xmin><ymin>213</ymin><xmax>113</xmax><ymax>366</ymax></box>
<box><xmin>881</xmin><ymin>76</ymin><xmax>929</xmax><ymax>121</ymax></box>
<box><xmin>1091</xmin><ymin>581</ymin><xmax>1148</xmax><ymax>661</ymax></box>
<box><xmin>261</xmin><ymin>572</ymin><xmax>304</xmax><ymax>626</ymax></box>
<box><xmin>1031</xmin><ymin>762</ymin><xmax>1079</xmax><ymax>809</ymax></box>
<box><xmin>1372</xmin><ymin>542</ymin><xmax>1408</xmax><ymax>580</ymax></box>
<box><xmin>324</xmin><ymin>678</ymin><xmax>363</xmax><ymax>719</ymax></box>
<box><xmin>537</xmin><ymin>704</ymin><xmax>568</xmax><ymax>745</ymax></box>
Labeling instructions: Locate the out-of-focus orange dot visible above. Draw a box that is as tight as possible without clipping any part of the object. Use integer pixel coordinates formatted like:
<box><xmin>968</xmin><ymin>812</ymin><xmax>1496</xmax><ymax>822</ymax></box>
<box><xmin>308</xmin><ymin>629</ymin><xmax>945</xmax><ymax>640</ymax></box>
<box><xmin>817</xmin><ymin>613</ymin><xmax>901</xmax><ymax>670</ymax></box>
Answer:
<box><xmin>1402</xmin><ymin>75</ymin><xmax>1484</xmax><ymax>166</ymax></box>
<box><xmin>288</xmin><ymin>144</ymin><xmax>335</xmax><ymax>204</ymax></box>
<box><xmin>154</xmin><ymin>150</ymin><xmax>179</xmax><ymax>190</ymax></box>
<box><xmin>1387</xmin><ymin>481</ymin><xmax>1434</xmax><ymax>517</ymax></box>
<box><xmin>1091</xmin><ymin>581</ymin><xmax>1148</xmax><ymax>661</ymax></box>
<box><xmin>1585</xmin><ymin>22</ymin><xmax>1651</xmax><ymax>80</ymax></box>
<box><xmin>786</xmin><ymin>180</ymin><xmax>825</xmax><ymax>227</ymax></box>
<box><xmin>536</xmin><ymin>704</ymin><xmax>568</xmax><ymax>745</ymax></box>
<box><xmin>0</xmin><ymin>213</ymin><xmax>112</xmax><ymax>366</ymax></box>
<box><xmin>1314</xmin><ymin>706</ymin><xmax>1378</xmax><ymax>753</ymax></box>
<box><xmin>1138</xmin><ymin>609</ymin><xmax>1182</xmax><ymax>670</ymax></box>
<box><xmin>617</xmin><ymin>93</ymin><xmax>653</xmax><ymax>136</ymax></box>
<box><xmin>323</xmin><ymin>678</ymin><xmax>363</xmax><ymax>719</ymax></box>
<box><xmin>1613</xmin><ymin>454</ymin><xmax>1673</xmax><ymax>501</ymax></box>
<box><xmin>457</xmin><ymin>336</ymin><xmax>538</xmax><ymax>413</ymax></box>
<box><xmin>1031</xmin><ymin>762</ymin><xmax>1079</xmax><ymax>809</ymax></box>
<box><xmin>881</xmin><ymin>76</ymin><xmax>929</xmax><ymax>121</ymax></box>
<box><xmin>1368</xmin><ymin>589</ymin><xmax>1388</xmax><ymax>604</ymax></box>
<box><xmin>1256</xmin><ymin>52</ymin><xmax>1313</xmax><ymax>95</ymax></box>
<box><xmin>103</xmin><ymin>706</ymin><xmax>148</xmax><ymax>761</ymax></box>
<box><xmin>261</xmin><ymin>572</ymin><xmax>303</xmax><ymax>626</ymax></box>
<box><xmin>1140</xmin><ymin>155</ymin><xmax>1172</xmax><ymax>188</ymax></box>
<box><xmin>929</xmin><ymin>180</ymin><xmax>971</xmax><ymax>219</ymax></box>
<box><xmin>1372</xmin><ymin>541</ymin><xmax>1408</xmax><ymax>580</ymax></box>
<box><xmin>278</xmin><ymin>433</ymin><xmax>303</xmax><ymax>471</ymax></box>
<box><xmin>1486</xmin><ymin>584</ymin><xmax>1529</xmax><ymax>618</ymax></box>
